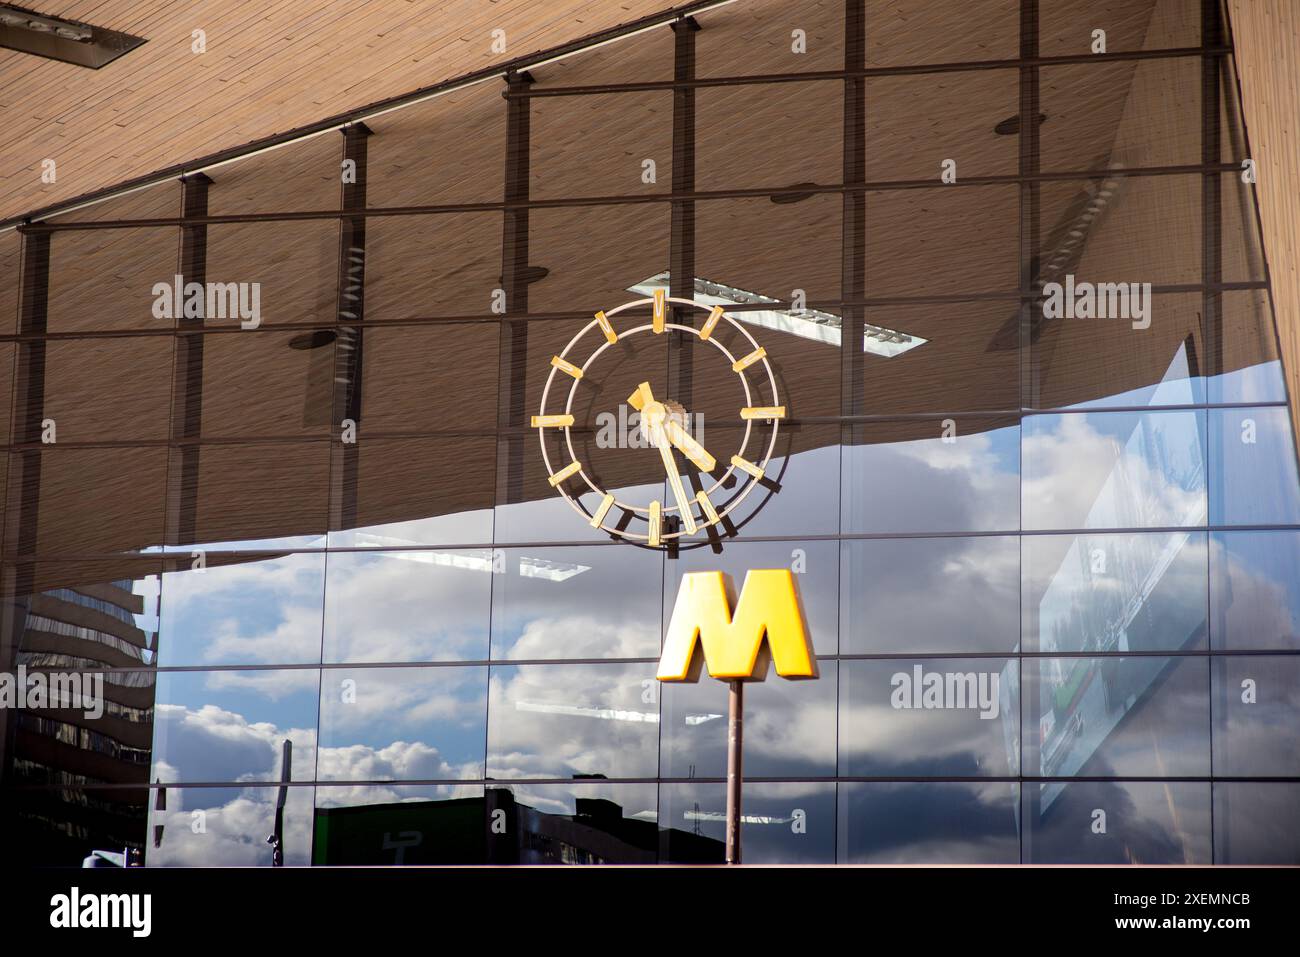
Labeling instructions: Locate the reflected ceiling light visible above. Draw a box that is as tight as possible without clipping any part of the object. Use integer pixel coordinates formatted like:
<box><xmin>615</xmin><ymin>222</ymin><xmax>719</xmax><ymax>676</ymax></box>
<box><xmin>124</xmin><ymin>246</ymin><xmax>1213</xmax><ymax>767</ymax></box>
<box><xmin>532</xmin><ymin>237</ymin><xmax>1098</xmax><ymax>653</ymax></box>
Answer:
<box><xmin>993</xmin><ymin>112</ymin><xmax>1048</xmax><ymax>135</ymax></box>
<box><xmin>684</xmin><ymin>810</ymin><xmax>793</xmax><ymax>824</ymax></box>
<box><xmin>0</xmin><ymin>5</ymin><xmax>146</xmax><ymax>67</ymax></box>
<box><xmin>517</xmin><ymin>557</ymin><xmax>591</xmax><ymax>582</ymax></box>
<box><xmin>514</xmin><ymin>701</ymin><xmax>659</xmax><ymax>723</ymax></box>
<box><xmin>628</xmin><ymin>272</ymin><xmax>927</xmax><ymax>358</ymax></box>
<box><xmin>684</xmin><ymin>713</ymin><xmax>724</xmax><ymax>726</ymax></box>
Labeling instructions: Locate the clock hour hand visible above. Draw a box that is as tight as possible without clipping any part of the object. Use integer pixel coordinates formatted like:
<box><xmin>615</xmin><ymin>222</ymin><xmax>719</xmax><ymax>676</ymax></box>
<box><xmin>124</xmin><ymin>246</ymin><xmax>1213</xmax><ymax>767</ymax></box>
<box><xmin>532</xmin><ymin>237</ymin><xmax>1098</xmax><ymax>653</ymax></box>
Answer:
<box><xmin>664</xmin><ymin>418</ymin><xmax>716</xmax><ymax>474</ymax></box>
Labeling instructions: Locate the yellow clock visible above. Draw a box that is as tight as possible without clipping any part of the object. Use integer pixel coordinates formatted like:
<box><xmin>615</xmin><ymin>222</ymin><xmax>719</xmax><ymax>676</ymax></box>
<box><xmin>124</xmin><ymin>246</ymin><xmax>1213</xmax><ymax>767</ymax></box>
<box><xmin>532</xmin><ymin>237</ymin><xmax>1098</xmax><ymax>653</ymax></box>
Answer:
<box><xmin>532</xmin><ymin>289</ymin><xmax>785</xmax><ymax>547</ymax></box>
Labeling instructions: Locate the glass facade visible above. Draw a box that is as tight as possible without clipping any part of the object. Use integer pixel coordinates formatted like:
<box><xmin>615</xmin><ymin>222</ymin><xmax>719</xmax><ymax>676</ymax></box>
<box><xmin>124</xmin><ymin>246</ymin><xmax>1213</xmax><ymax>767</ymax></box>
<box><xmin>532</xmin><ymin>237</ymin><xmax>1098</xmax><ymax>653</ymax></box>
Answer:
<box><xmin>2</xmin><ymin>0</ymin><xmax>1298</xmax><ymax>866</ymax></box>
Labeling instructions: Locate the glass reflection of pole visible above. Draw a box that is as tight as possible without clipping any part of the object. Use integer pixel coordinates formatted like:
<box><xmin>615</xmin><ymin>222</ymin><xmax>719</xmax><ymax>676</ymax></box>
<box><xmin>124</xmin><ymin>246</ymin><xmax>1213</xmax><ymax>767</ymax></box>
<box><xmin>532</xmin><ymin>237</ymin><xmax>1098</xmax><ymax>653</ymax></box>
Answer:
<box><xmin>726</xmin><ymin>680</ymin><xmax>743</xmax><ymax>864</ymax></box>
<box><xmin>267</xmin><ymin>739</ymin><xmax>291</xmax><ymax>867</ymax></box>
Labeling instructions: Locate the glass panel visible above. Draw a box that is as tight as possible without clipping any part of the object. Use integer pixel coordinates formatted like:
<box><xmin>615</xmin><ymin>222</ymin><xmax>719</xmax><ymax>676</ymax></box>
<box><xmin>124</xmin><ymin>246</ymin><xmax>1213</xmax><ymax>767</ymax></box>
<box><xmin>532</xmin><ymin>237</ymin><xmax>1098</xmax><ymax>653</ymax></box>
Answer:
<box><xmin>0</xmin><ymin>558</ymin><xmax>160</xmax><ymax>670</ymax></box>
<box><xmin>661</xmin><ymin>661</ymin><xmax>837</xmax><ymax>779</ymax></box>
<box><xmin>1040</xmin><ymin>0</ymin><xmax>1201</xmax><ymax>55</ymax></box>
<box><xmin>839</xmin><ymin>657</ymin><xmax>1019</xmax><ymax>777</ymax></box>
<box><xmin>366</xmin><ymin>82</ymin><xmax>505</xmax><ymax>208</ymax></box>
<box><xmin>0</xmin><ymin>227</ymin><xmax>21</xmax><ymax>336</ymax></box>
<box><xmin>158</xmin><ymin>553</ymin><xmax>325</xmax><ymax>667</ymax></box>
<box><xmin>1023</xmin><ymin>780</ymin><xmax>1211</xmax><ymax>864</ymax></box>
<box><xmin>530</xmin><ymin>19</ymin><xmax>673</xmax><ymax>87</ymax></box>
<box><xmin>867</xmin><ymin>186</ymin><xmax>1018</xmax><ymax>297</ymax></box>
<box><xmin>46</xmin><ymin>227</ymin><xmax>178</xmax><ymax>334</ymax></box>
<box><xmin>1023</xmin><ymin>531</ymin><xmax>1208</xmax><ymax>654</ymax></box>
<box><xmin>1</xmin><ymin>786</ymin><xmax>149</xmax><ymax>867</ymax></box>
<box><xmin>1030</xmin><ymin>293</ymin><xmax>1206</xmax><ymax>410</ymax></box>
<box><xmin>485</xmin><ymin>782</ymin><xmax>658</xmax><ymax>865</ymax></box>
<box><xmin>696</xmin><ymin>195</ymin><xmax>841</xmax><ymax>307</ymax></box>
<box><xmin>668</xmin><ymin>540</ymin><xmax>837</xmax><ymax>654</ymax></box>
<box><xmin>1039</xmin><ymin>58</ymin><xmax>1200</xmax><ymax>172</ymax></box>
<box><xmin>359</xmin><ymin>322</ymin><xmax>499</xmax><ymax>433</ymax></box>
<box><xmin>865</xmin><ymin>70</ymin><xmax>1018</xmax><ymax>182</ymax></box>
<box><xmin>862</xmin><ymin>300</ymin><xmax>1019</xmax><ymax>415</ymax></box>
<box><xmin>1210</xmin><ymin>531</ymin><xmax>1300</xmax><ymax>651</ymax></box>
<box><xmin>1024</xmin><ymin>655</ymin><xmax>1210</xmax><ymax>778</ymax></box>
<box><xmin>843</xmin><ymin>417</ymin><xmax>1021</xmax><ymax>534</ymax></box>
<box><xmin>203</xmin><ymin>221</ymin><xmax>338</xmax><ymax>328</ymax></box>
<box><xmin>204</xmin><ymin>132</ymin><xmax>341</xmax><ymax>215</ymax></box>
<box><xmin>1212</xmin><ymin>655</ymin><xmax>1300</xmax><ymax>776</ymax></box>
<box><xmin>323</xmin><ymin>549</ymin><xmax>492</xmax><ymax>663</ymax></box>
<box><xmin>866</xmin><ymin>0</ymin><xmax>1017</xmax><ymax>65</ymax></box>
<box><xmin>491</xmin><ymin>545</ymin><xmax>661</xmax><ymax>660</ymax></box>
<box><xmin>188</xmin><ymin>329</ymin><xmax>336</xmax><ymax>437</ymax></box>
<box><xmin>1213</xmin><ymin>782</ymin><xmax>1300</xmax><ymax>865</ymax></box>
<box><xmin>4</xmin><ymin>446</ymin><xmax>168</xmax><ymax>557</ymax></box>
<box><xmin>1213</xmin><ymin>289</ymin><xmax>1287</xmax><ymax>404</ymax></box>
<box><xmin>838</xmin><ymin>781</ymin><xmax>1019</xmax><ymax>864</ymax></box>
<box><xmin>696</xmin><ymin>0</ymin><xmax>845</xmax><ymax>77</ymax></box>
<box><xmin>150</xmin><ymin>668</ymin><xmax>320</xmax><ymax>784</ymax></box>
<box><xmin>331</xmin><ymin>435</ymin><xmax>495</xmax><ymax>548</ymax></box>
<box><xmin>15</xmin><ymin>336</ymin><xmax>173</xmax><ymax>442</ymax></box>
<box><xmin>1223</xmin><ymin>171</ymin><xmax>1269</xmax><ymax>284</ymax></box>
<box><xmin>365</xmin><ymin>213</ymin><xmax>500</xmax><ymax>321</ymax></box>
<box><xmin>1021</xmin><ymin>410</ymin><xmax>1206</xmax><ymax>531</ymax></box>
<box><xmin>530</xmin><ymin>92</ymin><xmax>672</xmax><ymax>200</ymax></box>
<box><xmin>149</xmin><ymin>784</ymin><xmax>313</xmax><ymax>866</ymax></box>
<box><xmin>486</xmin><ymin>662</ymin><xmax>659</xmax><ymax>779</ymax></box>
<box><xmin>316</xmin><ymin>665</ymin><xmax>487</xmax><ymax>781</ymax></box>
<box><xmin>697</xmin><ymin>82</ymin><xmax>841</xmax><ymax>191</ymax></box>
<box><xmin>842</xmin><ymin>537</ymin><xmax>1020</xmax><ymax>655</ymax></box>
<box><xmin>1209</xmin><ymin>407</ymin><xmax>1300</xmax><ymax>526</ymax></box>
<box><xmin>660</xmin><ymin>782</ymin><xmax>835</xmax><ymax>864</ymax></box>
<box><xmin>166</xmin><ymin>441</ymin><xmax>329</xmax><ymax>551</ymax></box>
<box><xmin>313</xmin><ymin>784</ymin><xmax>487</xmax><ymax>865</ymax></box>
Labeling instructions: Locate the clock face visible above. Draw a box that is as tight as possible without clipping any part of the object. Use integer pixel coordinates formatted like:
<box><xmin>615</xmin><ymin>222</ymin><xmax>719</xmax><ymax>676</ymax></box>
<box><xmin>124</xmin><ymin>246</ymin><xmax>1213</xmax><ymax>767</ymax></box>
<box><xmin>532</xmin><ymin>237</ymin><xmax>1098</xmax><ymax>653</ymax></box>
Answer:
<box><xmin>532</xmin><ymin>290</ymin><xmax>784</xmax><ymax>547</ymax></box>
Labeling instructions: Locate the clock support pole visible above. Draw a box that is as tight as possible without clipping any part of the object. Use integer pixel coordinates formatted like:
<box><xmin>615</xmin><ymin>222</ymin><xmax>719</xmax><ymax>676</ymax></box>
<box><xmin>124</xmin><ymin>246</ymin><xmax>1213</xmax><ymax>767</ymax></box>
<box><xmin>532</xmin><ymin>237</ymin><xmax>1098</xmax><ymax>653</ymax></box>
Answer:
<box><xmin>726</xmin><ymin>678</ymin><xmax>743</xmax><ymax>864</ymax></box>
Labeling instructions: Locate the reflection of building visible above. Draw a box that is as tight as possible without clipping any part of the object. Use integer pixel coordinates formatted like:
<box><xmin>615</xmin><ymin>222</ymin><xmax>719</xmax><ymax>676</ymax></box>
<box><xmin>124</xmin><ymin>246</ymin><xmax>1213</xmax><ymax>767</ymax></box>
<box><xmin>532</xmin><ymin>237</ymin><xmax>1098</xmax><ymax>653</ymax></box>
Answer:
<box><xmin>0</xmin><ymin>574</ymin><xmax>155</xmax><ymax>864</ymax></box>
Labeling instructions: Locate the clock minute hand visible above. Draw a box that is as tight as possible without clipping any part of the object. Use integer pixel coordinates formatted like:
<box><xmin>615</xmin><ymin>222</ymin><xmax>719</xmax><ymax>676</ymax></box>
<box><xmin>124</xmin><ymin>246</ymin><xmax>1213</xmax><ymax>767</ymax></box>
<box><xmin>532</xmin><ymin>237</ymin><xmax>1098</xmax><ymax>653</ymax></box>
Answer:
<box><xmin>657</xmin><ymin>439</ymin><xmax>698</xmax><ymax>536</ymax></box>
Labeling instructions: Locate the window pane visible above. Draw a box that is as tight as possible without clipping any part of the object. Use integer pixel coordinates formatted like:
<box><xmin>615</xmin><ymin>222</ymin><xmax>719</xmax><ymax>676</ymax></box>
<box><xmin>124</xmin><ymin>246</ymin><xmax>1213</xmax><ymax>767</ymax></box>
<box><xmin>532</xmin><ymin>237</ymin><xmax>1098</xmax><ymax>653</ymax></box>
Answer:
<box><xmin>486</xmin><ymin>782</ymin><xmax>658</xmax><ymax>865</ymax></box>
<box><xmin>487</xmin><ymin>662</ymin><xmax>659</xmax><ymax>779</ymax></box>
<box><xmin>3</xmin><ymin>786</ymin><xmax>148</xmax><ymax>867</ymax></box>
<box><xmin>843</xmin><ymin>417</ymin><xmax>1020</xmax><ymax>534</ymax></box>
<box><xmin>317</xmin><ymin>665</ymin><xmax>487</xmax><ymax>782</ymax></box>
<box><xmin>661</xmin><ymin>661</ymin><xmax>837</xmax><ymax>779</ymax></box>
<box><xmin>366</xmin><ymin>213</ymin><xmax>500</xmax><ymax>321</ymax></box>
<box><xmin>660</xmin><ymin>782</ymin><xmax>835</xmax><ymax>864</ymax></box>
<box><xmin>1210</xmin><ymin>530</ymin><xmax>1300</xmax><ymax>651</ymax></box>
<box><xmin>1213</xmin><ymin>782</ymin><xmax>1300</xmax><ymax>865</ymax></box>
<box><xmin>1023</xmin><ymin>780</ymin><xmax>1211</xmax><ymax>864</ymax></box>
<box><xmin>1040</xmin><ymin>0</ymin><xmax>1200</xmax><ymax>55</ymax></box>
<box><xmin>838</xmin><ymin>781</ymin><xmax>1019</xmax><ymax>864</ymax></box>
<box><xmin>531</xmin><ymin>92</ymin><xmax>671</xmax><ymax>200</ymax></box>
<box><xmin>46</xmin><ymin>227</ymin><xmax>178</xmax><ymax>334</ymax></box>
<box><xmin>1023</xmin><ymin>531</ymin><xmax>1208</xmax><ymax>654</ymax></box>
<box><xmin>313</xmin><ymin>784</ymin><xmax>486</xmax><ymax>865</ymax></box>
<box><xmin>323</xmin><ymin>550</ymin><xmax>492</xmax><ymax>663</ymax></box>
<box><xmin>1022</xmin><ymin>410</ymin><xmax>1206</xmax><ymax>531</ymax></box>
<box><xmin>359</xmin><ymin>322</ymin><xmax>499</xmax><ymax>432</ymax></box>
<box><xmin>149</xmin><ymin>784</ymin><xmax>313</xmax><ymax>867</ymax></box>
<box><xmin>492</xmin><ymin>545</ymin><xmax>661</xmax><ymax>660</ymax></box>
<box><xmin>842</xmin><ymin>537</ymin><xmax>1019</xmax><ymax>655</ymax></box>
<box><xmin>1209</xmin><ymin>407</ymin><xmax>1300</xmax><ymax>526</ymax></box>
<box><xmin>1213</xmin><ymin>289</ymin><xmax>1287</xmax><ymax>404</ymax></box>
<box><xmin>1024</xmin><ymin>655</ymin><xmax>1209</xmax><ymax>778</ymax></box>
<box><xmin>839</xmin><ymin>657</ymin><xmax>1019</xmax><ymax>777</ymax></box>
<box><xmin>203</xmin><ymin>221</ymin><xmax>338</xmax><ymax>328</ymax></box>
<box><xmin>151</xmin><ymin>668</ymin><xmax>320</xmax><ymax>785</ymax></box>
<box><xmin>159</xmin><ymin>553</ymin><xmax>325</xmax><ymax>667</ymax></box>
<box><xmin>1212</xmin><ymin>655</ymin><xmax>1300</xmax><ymax>776</ymax></box>
<box><xmin>696</xmin><ymin>0</ymin><xmax>844</xmax><ymax>77</ymax></box>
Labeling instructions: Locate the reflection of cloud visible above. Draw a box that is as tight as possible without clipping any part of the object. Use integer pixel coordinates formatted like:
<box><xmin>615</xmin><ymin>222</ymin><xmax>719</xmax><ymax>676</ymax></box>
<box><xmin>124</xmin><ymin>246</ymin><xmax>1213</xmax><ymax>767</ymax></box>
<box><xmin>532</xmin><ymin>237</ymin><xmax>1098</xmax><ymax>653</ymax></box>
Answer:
<box><xmin>153</xmin><ymin>702</ymin><xmax>315</xmax><ymax>784</ymax></box>
<box><xmin>316</xmin><ymin>740</ymin><xmax>480</xmax><ymax>782</ymax></box>
<box><xmin>204</xmin><ymin>668</ymin><xmax>320</xmax><ymax>699</ymax></box>
<box><xmin>150</xmin><ymin>787</ymin><xmax>313</xmax><ymax>866</ymax></box>
<box><xmin>495</xmin><ymin>615</ymin><xmax>657</xmax><ymax>660</ymax></box>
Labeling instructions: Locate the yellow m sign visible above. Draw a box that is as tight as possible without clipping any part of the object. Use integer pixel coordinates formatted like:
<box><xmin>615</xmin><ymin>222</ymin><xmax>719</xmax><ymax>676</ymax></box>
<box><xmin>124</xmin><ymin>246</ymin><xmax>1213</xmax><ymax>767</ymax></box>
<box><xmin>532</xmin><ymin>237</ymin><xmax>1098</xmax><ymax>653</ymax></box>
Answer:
<box><xmin>657</xmin><ymin>569</ymin><xmax>818</xmax><ymax>682</ymax></box>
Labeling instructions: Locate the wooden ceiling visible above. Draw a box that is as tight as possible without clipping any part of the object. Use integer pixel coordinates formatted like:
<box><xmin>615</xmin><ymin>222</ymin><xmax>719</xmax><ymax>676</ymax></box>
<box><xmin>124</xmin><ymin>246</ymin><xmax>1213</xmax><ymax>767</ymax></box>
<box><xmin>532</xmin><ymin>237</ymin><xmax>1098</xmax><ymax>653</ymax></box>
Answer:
<box><xmin>0</xmin><ymin>0</ymin><xmax>710</xmax><ymax>224</ymax></box>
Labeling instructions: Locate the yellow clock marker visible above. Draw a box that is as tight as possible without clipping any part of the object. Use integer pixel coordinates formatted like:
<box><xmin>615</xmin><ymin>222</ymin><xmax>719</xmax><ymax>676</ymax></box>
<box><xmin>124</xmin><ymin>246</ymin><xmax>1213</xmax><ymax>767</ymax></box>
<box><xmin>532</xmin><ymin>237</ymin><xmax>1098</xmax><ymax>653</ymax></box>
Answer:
<box><xmin>740</xmin><ymin>406</ymin><xmax>786</xmax><ymax>421</ymax></box>
<box><xmin>551</xmin><ymin>355</ymin><xmax>583</xmax><ymax>379</ymax></box>
<box><xmin>732</xmin><ymin>346</ymin><xmax>767</xmax><ymax>372</ymax></box>
<box><xmin>731</xmin><ymin>455</ymin><xmax>764</xmax><ymax>480</ymax></box>
<box><xmin>589</xmin><ymin>492</ymin><xmax>615</xmax><ymax>528</ymax></box>
<box><xmin>699</xmin><ymin>305</ymin><xmax>724</xmax><ymax>341</ymax></box>
<box><xmin>648</xmin><ymin>500</ymin><xmax>662</xmax><ymax>547</ymax></box>
<box><xmin>653</xmin><ymin>288</ymin><xmax>667</xmax><ymax>333</ymax></box>
<box><xmin>548</xmin><ymin>460</ymin><xmax>582</xmax><ymax>486</ymax></box>
<box><xmin>594</xmin><ymin>310</ymin><xmax>619</xmax><ymax>344</ymax></box>
<box><xmin>532</xmin><ymin>414</ymin><xmax>574</xmax><ymax>428</ymax></box>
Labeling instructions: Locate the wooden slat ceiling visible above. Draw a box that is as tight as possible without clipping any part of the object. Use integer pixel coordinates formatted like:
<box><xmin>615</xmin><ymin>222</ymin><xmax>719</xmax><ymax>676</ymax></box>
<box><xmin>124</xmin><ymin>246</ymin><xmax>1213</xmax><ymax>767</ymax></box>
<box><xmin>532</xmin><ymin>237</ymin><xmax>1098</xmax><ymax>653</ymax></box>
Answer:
<box><xmin>0</xmin><ymin>0</ymin><xmax>705</xmax><ymax>223</ymax></box>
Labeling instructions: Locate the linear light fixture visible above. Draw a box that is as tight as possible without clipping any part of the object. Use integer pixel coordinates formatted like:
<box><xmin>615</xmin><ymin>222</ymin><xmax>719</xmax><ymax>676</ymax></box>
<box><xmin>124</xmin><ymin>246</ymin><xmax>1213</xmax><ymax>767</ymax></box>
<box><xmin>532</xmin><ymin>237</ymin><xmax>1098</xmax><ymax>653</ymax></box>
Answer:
<box><xmin>628</xmin><ymin>272</ymin><xmax>928</xmax><ymax>358</ymax></box>
<box><xmin>0</xmin><ymin>4</ymin><xmax>146</xmax><ymax>68</ymax></box>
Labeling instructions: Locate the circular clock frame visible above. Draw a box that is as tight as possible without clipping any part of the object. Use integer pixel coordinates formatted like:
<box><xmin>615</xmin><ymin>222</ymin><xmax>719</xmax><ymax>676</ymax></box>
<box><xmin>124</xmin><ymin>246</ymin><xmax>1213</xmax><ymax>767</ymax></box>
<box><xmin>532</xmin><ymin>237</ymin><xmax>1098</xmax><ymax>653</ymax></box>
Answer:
<box><xmin>536</xmin><ymin>295</ymin><xmax>781</xmax><ymax>545</ymax></box>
